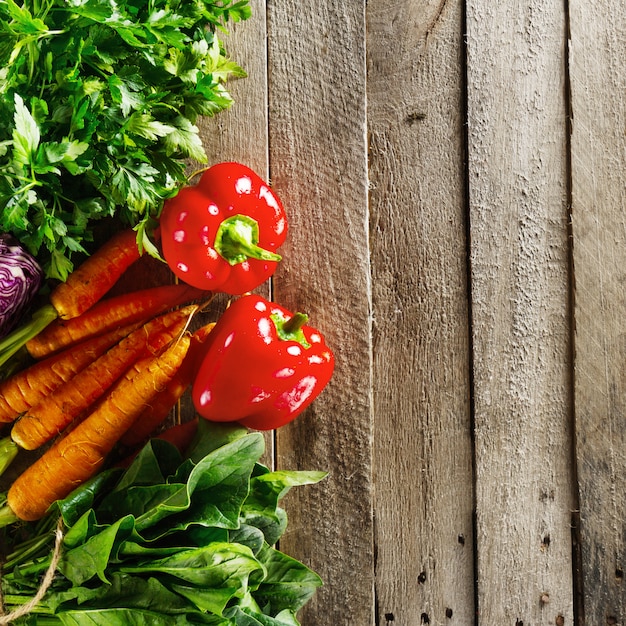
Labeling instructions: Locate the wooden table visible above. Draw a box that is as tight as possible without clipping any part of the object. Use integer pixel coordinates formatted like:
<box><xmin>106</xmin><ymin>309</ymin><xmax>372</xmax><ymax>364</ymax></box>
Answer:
<box><xmin>198</xmin><ymin>2</ymin><xmax>626</xmax><ymax>624</ymax></box>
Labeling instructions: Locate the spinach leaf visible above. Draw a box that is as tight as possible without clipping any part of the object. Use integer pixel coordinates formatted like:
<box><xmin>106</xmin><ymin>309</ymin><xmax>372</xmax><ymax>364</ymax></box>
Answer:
<box><xmin>0</xmin><ymin>424</ymin><xmax>324</xmax><ymax>624</ymax></box>
<box><xmin>251</xmin><ymin>544</ymin><xmax>323</xmax><ymax>615</ymax></box>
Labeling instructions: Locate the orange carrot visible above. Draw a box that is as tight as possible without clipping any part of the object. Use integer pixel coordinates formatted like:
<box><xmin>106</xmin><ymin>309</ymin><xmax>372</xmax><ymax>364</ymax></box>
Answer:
<box><xmin>50</xmin><ymin>229</ymin><xmax>142</xmax><ymax>320</ymax></box>
<box><xmin>11</xmin><ymin>305</ymin><xmax>197</xmax><ymax>451</ymax></box>
<box><xmin>120</xmin><ymin>322</ymin><xmax>215</xmax><ymax>447</ymax></box>
<box><xmin>26</xmin><ymin>283</ymin><xmax>209</xmax><ymax>359</ymax></box>
<box><xmin>0</xmin><ymin>230</ymin><xmax>148</xmax><ymax>370</ymax></box>
<box><xmin>0</xmin><ymin>322</ymin><xmax>141</xmax><ymax>423</ymax></box>
<box><xmin>7</xmin><ymin>335</ymin><xmax>191</xmax><ymax>522</ymax></box>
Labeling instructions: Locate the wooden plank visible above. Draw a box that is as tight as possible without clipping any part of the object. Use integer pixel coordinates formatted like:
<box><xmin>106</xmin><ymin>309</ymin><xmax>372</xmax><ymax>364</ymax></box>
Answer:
<box><xmin>465</xmin><ymin>2</ymin><xmax>575</xmax><ymax>624</ymax></box>
<box><xmin>569</xmin><ymin>2</ymin><xmax>626</xmax><ymax>623</ymax></box>
<box><xmin>367</xmin><ymin>1</ymin><xmax>475</xmax><ymax>624</ymax></box>
<box><xmin>191</xmin><ymin>0</ymin><xmax>274</xmax><ymax>464</ymax></box>
<box><xmin>197</xmin><ymin>0</ymin><xmax>269</xmax><ymax>176</ymax></box>
<box><xmin>263</xmin><ymin>1</ymin><xmax>373</xmax><ymax>624</ymax></box>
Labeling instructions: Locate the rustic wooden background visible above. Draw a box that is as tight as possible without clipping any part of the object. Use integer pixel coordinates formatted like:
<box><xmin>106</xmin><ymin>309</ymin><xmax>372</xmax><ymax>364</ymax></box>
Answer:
<box><xmin>195</xmin><ymin>1</ymin><xmax>626</xmax><ymax>624</ymax></box>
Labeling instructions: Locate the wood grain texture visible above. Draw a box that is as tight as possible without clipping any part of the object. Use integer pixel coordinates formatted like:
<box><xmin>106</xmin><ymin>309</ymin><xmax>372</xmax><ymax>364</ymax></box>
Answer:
<box><xmin>197</xmin><ymin>0</ymin><xmax>269</xmax><ymax>175</ymax></box>
<box><xmin>192</xmin><ymin>0</ymin><xmax>274</xmax><ymax>464</ymax></box>
<box><xmin>367</xmin><ymin>1</ymin><xmax>474</xmax><ymax>624</ymax></box>
<box><xmin>466</xmin><ymin>2</ymin><xmax>575</xmax><ymax>624</ymax></box>
<box><xmin>263</xmin><ymin>1</ymin><xmax>373</xmax><ymax>624</ymax></box>
<box><xmin>569</xmin><ymin>3</ymin><xmax>626</xmax><ymax>623</ymax></box>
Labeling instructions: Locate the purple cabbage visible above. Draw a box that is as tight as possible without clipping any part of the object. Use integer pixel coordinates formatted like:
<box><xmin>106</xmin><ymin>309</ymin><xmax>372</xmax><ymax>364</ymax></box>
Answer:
<box><xmin>0</xmin><ymin>235</ymin><xmax>44</xmax><ymax>339</ymax></box>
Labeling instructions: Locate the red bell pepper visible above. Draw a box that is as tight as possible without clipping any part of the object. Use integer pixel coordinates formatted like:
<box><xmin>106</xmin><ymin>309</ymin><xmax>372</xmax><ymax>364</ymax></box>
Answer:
<box><xmin>160</xmin><ymin>162</ymin><xmax>287</xmax><ymax>295</ymax></box>
<box><xmin>192</xmin><ymin>294</ymin><xmax>334</xmax><ymax>430</ymax></box>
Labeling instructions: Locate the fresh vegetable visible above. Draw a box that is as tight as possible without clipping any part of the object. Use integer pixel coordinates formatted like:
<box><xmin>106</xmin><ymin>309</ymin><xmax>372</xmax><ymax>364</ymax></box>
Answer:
<box><xmin>0</xmin><ymin>420</ymin><xmax>325</xmax><ymax>624</ymax></box>
<box><xmin>0</xmin><ymin>0</ymin><xmax>251</xmax><ymax>281</ymax></box>
<box><xmin>0</xmin><ymin>229</ymin><xmax>167</xmax><ymax>369</ymax></box>
<box><xmin>121</xmin><ymin>321</ymin><xmax>216</xmax><ymax>448</ymax></box>
<box><xmin>25</xmin><ymin>283</ymin><xmax>208</xmax><ymax>359</ymax></box>
<box><xmin>8</xmin><ymin>306</ymin><xmax>197</xmax><ymax>457</ymax></box>
<box><xmin>160</xmin><ymin>162</ymin><xmax>287</xmax><ymax>295</ymax></box>
<box><xmin>154</xmin><ymin>417</ymin><xmax>200</xmax><ymax>453</ymax></box>
<box><xmin>0</xmin><ymin>234</ymin><xmax>43</xmax><ymax>338</ymax></box>
<box><xmin>5</xmin><ymin>335</ymin><xmax>191</xmax><ymax>522</ymax></box>
<box><xmin>50</xmin><ymin>228</ymin><xmax>143</xmax><ymax>320</ymax></box>
<box><xmin>119</xmin><ymin>418</ymin><xmax>201</xmax><ymax>468</ymax></box>
<box><xmin>0</xmin><ymin>322</ymin><xmax>141</xmax><ymax>422</ymax></box>
<box><xmin>192</xmin><ymin>294</ymin><xmax>334</xmax><ymax>430</ymax></box>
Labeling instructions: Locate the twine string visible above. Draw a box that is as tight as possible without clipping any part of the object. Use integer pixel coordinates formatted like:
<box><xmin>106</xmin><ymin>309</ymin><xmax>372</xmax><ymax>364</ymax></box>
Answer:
<box><xmin>0</xmin><ymin>517</ymin><xmax>64</xmax><ymax>624</ymax></box>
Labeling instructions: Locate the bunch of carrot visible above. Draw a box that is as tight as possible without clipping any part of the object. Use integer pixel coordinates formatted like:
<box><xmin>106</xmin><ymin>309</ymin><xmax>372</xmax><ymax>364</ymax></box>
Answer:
<box><xmin>0</xmin><ymin>229</ymin><xmax>217</xmax><ymax>524</ymax></box>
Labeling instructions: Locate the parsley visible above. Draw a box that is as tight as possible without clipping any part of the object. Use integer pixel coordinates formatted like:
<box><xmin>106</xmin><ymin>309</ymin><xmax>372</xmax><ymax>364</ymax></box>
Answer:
<box><xmin>0</xmin><ymin>0</ymin><xmax>250</xmax><ymax>280</ymax></box>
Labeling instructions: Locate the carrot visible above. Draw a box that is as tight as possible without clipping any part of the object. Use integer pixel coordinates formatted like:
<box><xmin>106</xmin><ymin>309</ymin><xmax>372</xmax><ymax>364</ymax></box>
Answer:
<box><xmin>50</xmin><ymin>229</ymin><xmax>142</xmax><ymax>320</ymax></box>
<box><xmin>25</xmin><ymin>283</ymin><xmax>209</xmax><ymax>359</ymax></box>
<box><xmin>0</xmin><ymin>322</ymin><xmax>141</xmax><ymax>423</ymax></box>
<box><xmin>0</xmin><ymin>230</ymin><xmax>145</xmax><ymax>370</ymax></box>
<box><xmin>120</xmin><ymin>322</ymin><xmax>215</xmax><ymax>448</ymax></box>
<box><xmin>11</xmin><ymin>305</ymin><xmax>197</xmax><ymax>451</ymax></box>
<box><xmin>7</xmin><ymin>335</ymin><xmax>191</xmax><ymax>522</ymax></box>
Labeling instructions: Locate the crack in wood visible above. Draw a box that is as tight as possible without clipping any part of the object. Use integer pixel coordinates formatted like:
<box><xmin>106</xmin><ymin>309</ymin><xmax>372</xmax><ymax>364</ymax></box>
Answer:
<box><xmin>425</xmin><ymin>0</ymin><xmax>449</xmax><ymax>40</ymax></box>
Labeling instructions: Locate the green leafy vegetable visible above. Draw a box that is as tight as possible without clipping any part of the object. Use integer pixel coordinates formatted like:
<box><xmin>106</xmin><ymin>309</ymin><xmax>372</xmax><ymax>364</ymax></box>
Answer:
<box><xmin>0</xmin><ymin>420</ymin><xmax>326</xmax><ymax>625</ymax></box>
<box><xmin>0</xmin><ymin>0</ymin><xmax>250</xmax><ymax>280</ymax></box>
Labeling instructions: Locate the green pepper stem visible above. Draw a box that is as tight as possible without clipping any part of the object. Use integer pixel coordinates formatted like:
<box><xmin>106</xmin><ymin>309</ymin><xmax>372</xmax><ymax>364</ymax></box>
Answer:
<box><xmin>214</xmin><ymin>215</ymin><xmax>282</xmax><ymax>266</ymax></box>
<box><xmin>282</xmin><ymin>312</ymin><xmax>308</xmax><ymax>334</ymax></box>
<box><xmin>272</xmin><ymin>311</ymin><xmax>311</xmax><ymax>348</ymax></box>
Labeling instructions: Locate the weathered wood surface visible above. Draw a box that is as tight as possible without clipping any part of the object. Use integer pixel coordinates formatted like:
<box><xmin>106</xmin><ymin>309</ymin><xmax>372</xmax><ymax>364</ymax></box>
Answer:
<box><xmin>466</xmin><ymin>3</ymin><xmax>575</xmax><ymax>626</ymax></box>
<box><xmin>569</xmin><ymin>2</ymin><xmax>626</xmax><ymax>624</ymax></box>
<box><xmin>198</xmin><ymin>1</ymin><xmax>626</xmax><ymax>624</ymax></box>
<box><xmin>368</xmin><ymin>1</ymin><xmax>474</xmax><ymax>624</ymax></box>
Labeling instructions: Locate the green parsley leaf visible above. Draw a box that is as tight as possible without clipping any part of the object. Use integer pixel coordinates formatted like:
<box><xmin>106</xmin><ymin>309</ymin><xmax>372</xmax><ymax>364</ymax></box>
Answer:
<box><xmin>0</xmin><ymin>0</ymin><xmax>250</xmax><ymax>280</ymax></box>
<box><xmin>12</xmin><ymin>93</ymin><xmax>40</xmax><ymax>165</ymax></box>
